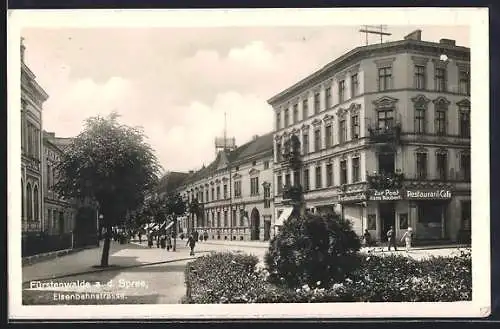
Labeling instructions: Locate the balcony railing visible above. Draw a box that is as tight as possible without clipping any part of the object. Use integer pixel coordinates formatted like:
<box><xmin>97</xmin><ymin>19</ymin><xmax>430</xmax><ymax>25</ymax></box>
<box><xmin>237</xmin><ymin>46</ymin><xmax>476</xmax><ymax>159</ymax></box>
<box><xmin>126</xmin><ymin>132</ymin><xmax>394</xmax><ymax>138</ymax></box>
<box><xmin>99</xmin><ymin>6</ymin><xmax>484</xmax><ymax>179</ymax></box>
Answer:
<box><xmin>366</xmin><ymin>171</ymin><xmax>405</xmax><ymax>190</ymax></box>
<box><xmin>282</xmin><ymin>184</ymin><xmax>303</xmax><ymax>202</ymax></box>
<box><xmin>367</xmin><ymin>123</ymin><xmax>402</xmax><ymax>144</ymax></box>
<box><xmin>281</xmin><ymin>135</ymin><xmax>302</xmax><ymax>169</ymax></box>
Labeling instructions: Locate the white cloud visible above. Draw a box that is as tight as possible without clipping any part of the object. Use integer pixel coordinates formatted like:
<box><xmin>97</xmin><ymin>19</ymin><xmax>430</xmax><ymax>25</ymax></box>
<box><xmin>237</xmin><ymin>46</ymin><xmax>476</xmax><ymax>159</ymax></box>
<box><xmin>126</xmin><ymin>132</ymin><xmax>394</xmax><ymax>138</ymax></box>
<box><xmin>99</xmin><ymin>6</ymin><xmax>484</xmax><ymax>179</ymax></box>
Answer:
<box><xmin>228</xmin><ymin>41</ymin><xmax>274</xmax><ymax>68</ymax></box>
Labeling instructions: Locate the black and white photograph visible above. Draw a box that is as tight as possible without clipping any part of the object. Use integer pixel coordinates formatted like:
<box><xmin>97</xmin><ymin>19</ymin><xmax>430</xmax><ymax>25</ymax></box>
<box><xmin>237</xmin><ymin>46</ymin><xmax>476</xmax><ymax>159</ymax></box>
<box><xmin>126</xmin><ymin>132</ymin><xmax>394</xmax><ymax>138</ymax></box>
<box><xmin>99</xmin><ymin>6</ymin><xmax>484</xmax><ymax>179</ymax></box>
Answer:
<box><xmin>8</xmin><ymin>8</ymin><xmax>490</xmax><ymax>319</ymax></box>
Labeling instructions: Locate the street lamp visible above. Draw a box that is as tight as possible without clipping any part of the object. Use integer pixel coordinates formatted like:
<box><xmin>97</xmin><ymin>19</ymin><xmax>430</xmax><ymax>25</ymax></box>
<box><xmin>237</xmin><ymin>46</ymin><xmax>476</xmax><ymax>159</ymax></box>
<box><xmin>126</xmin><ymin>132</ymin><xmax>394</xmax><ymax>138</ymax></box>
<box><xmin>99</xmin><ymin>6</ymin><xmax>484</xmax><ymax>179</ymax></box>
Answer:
<box><xmin>98</xmin><ymin>214</ymin><xmax>104</xmax><ymax>246</ymax></box>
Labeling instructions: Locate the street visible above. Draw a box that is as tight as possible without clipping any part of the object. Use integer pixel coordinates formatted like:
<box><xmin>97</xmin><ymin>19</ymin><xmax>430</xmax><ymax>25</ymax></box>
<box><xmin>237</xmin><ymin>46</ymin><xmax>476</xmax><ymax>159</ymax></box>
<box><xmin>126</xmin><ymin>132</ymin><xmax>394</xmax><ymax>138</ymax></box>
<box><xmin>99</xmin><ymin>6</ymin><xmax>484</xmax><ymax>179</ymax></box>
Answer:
<box><xmin>22</xmin><ymin>238</ymin><xmax>468</xmax><ymax>304</ymax></box>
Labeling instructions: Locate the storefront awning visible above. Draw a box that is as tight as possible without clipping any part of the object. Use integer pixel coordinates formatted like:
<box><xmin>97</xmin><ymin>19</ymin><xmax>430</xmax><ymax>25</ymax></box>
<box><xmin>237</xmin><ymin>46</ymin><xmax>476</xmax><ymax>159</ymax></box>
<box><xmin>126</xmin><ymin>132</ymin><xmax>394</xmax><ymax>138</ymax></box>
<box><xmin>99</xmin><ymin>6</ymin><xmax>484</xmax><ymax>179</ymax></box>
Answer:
<box><xmin>275</xmin><ymin>207</ymin><xmax>293</xmax><ymax>227</ymax></box>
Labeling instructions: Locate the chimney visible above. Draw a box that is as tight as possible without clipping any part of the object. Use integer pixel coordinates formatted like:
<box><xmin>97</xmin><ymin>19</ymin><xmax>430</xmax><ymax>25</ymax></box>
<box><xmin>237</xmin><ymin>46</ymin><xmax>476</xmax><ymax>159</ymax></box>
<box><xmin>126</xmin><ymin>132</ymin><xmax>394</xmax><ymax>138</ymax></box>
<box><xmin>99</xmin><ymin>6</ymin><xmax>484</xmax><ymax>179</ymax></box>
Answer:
<box><xmin>20</xmin><ymin>37</ymin><xmax>26</xmax><ymax>63</ymax></box>
<box><xmin>252</xmin><ymin>134</ymin><xmax>259</xmax><ymax>141</ymax></box>
<box><xmin>189</xmin><ymin>170</ymin><xmax>194</xmax><ymax>174</ymax></box>
<box><xmin>439</xmin><ymin>38</ymin><xmax>456</xmax><ymax>46</ymax></box>
<box><xmin>404</xmin><ymin>30</ymin><xmax>422</xmax><ymax>41</ymax></box>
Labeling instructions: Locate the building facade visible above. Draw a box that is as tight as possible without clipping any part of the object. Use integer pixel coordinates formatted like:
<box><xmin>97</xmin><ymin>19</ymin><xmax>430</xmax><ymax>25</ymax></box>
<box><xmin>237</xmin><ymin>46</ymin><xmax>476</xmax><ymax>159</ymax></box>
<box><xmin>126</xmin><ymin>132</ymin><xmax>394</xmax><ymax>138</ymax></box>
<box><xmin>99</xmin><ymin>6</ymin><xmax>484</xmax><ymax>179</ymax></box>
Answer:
<box><xmin>268</xmin><ymin>30</ymin><xmax>471</xmax><ymax>243</ymax></box>
<box><xmin>177</xmin><ymin>133</ymin><xmax>275</xmax><ymax>241</ymax></box>
<box><xmin>21</xmin><ymin>38</ymin><xmax>49</xmax><ymax>234</ymax></box>
<box><xmin>43</xmin><ymin>131</ymin><xmax>76</xmax><ymax>236</ymax></box>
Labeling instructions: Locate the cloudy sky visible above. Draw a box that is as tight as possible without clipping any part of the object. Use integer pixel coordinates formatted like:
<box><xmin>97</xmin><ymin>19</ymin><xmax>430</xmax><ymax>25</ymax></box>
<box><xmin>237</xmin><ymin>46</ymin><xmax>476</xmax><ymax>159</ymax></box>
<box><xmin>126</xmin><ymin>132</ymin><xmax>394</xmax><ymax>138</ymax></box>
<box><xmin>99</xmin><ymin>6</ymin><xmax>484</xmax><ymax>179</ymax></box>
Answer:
<box><xmin>21</xmin><ymin>24</ymin><xmax>469</xmax><ymax>173</ymax></box>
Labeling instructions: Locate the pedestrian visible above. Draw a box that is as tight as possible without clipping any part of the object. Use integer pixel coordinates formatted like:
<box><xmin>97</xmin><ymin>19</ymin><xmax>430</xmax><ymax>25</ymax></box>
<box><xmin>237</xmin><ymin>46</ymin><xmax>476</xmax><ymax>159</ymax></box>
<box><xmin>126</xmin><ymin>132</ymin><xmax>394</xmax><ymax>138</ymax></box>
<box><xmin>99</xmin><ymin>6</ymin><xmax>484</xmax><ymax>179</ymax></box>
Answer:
<box><xmin>160</xmin><ymin>234</ymin><xmax>166</xmax><ymax>249</ymax></box>
<box><xmin>186</xmin><ymin>234</ymin><xmax>196</xmax><ymax>256</ymax></box>
<box><xmin>400</xmin><ymin>227</ymin><xmax>413</xmax><ymax>252</ymax></box>
<box><xmin>203</xmin><ymin>230</ymin><xmax>208</xmax><ymax>242</ymax></box>
<box><xmin>166</xmin><ymin>234</ymin><xmax>172</xmax><ymax>251</ymax></box>
<box><xmin>147</xmin><ymin>232</ymin><xmax>153</xmax><ymax>248</ymax></box>
<box><xmin>138</xmin><ymin>232</ymin><xmax>142</xmax><ymax>244</ymax></box>
<box><xmin>363</xmin><ymin>229</ymin><xmax>373</xmax><ymax>247</ymax></box>
<box><xmin>387</xmin><ymin>226</ymin><xmax>398</xmax><ymax>251</ymax></box>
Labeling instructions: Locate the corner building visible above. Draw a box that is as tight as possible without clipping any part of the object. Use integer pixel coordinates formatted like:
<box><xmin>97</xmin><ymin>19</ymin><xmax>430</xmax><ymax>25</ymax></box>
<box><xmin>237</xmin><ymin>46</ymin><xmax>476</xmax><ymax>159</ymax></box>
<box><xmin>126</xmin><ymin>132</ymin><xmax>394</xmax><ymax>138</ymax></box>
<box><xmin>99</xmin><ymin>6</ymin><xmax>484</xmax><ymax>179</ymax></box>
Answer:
<box><xmin>269</xmin><ymin>30</ymin><xmax>471</xmax><ymax>243</ymax></box>
<box><xmin>177</xmin><ymin>133</ymin><xmax>275</xmax><ymax>241</ymax></box>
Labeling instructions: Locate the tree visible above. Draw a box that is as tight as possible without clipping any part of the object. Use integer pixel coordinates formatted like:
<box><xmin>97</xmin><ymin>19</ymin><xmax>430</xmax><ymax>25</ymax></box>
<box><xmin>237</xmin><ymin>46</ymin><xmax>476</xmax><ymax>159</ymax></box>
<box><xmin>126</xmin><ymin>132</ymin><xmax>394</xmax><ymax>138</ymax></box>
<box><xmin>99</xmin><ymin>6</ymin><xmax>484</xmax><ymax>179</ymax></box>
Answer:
<box><xmin>188</xmin><ymin>198</ymin><xmax>200</xmax><ymax>234</ymax></box>
<box><xmin>165</xmin><ymin>193</ymin><xmax>186</xmax><ymax>251</ymax></box>
<box><xmin>54</xmin><ymin>113</ymin><xmax>162</xmax><ymax>267</ymax></box>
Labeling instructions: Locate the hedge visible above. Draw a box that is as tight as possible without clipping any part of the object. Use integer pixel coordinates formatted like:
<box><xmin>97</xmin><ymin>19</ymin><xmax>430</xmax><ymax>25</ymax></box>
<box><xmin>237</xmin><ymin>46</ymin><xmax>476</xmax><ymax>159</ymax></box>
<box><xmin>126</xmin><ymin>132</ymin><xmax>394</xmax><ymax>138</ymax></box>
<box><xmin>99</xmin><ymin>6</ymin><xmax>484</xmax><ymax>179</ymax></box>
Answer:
<box><xmin>183</xmin><ymin>249</ymin><xmax>471</xmax><ymax>303</ymax></box>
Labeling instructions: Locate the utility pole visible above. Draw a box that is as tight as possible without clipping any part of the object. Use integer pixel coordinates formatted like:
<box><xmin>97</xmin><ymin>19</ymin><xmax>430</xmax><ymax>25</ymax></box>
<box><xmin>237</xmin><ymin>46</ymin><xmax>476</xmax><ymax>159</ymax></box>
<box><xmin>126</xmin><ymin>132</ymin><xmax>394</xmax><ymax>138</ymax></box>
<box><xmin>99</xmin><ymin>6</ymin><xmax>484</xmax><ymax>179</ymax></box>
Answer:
<box><xmin>358</xmin><ymin>25</ymin><xmax>392</xmax><ymax>45</ymax></box>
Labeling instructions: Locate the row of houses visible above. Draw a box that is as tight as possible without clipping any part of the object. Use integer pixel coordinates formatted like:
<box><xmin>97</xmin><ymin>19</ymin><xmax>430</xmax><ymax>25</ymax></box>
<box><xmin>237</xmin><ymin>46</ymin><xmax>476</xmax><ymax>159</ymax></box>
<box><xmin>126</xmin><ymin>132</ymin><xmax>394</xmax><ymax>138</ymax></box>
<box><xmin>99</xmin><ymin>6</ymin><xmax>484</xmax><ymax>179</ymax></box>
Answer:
<box><xmin>170</xmin><ymin>30</ymin><xmax>471</xmax><ymax>244</ymax></box>
<box><xmin>20</xmin><ymin>39</ymin><xmax>98</xmax><ymax>256</ymax></box>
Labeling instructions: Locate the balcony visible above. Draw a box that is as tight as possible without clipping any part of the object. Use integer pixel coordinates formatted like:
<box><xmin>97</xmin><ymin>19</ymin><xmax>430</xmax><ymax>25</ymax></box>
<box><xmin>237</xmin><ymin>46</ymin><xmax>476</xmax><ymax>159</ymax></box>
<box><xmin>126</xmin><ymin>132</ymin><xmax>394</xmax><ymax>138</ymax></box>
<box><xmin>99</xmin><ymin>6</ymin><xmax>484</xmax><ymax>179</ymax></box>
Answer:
<box><xmin>367</xmin><ymin>121</ymin><xmax>402</xmax><ymax>145</ymax></box>
<box><xmin>282</xmin><ymin>184</ymin><xmax>303</xmax><ymax>203</ymax></box>
<box><xmin>281</xmin><ymin>135</ymin><xmax>302</xmax><ymax>170</ymax></box>
<box><xmin>366</xmin><ymin>171</ymin><xmax>405</xmax><ymax>190</ymax></box>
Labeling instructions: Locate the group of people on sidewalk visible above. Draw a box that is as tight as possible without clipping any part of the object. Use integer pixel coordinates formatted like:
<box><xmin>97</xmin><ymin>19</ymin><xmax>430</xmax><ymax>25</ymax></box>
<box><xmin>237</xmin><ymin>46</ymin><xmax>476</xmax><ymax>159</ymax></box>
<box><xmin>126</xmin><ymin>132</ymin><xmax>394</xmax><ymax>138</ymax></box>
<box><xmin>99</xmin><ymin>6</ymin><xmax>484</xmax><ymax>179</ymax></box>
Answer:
<box><xmin>363</xmin><ymin>226</ymin><xmax>414</xmax><ymax>252</ymax></box>
<box><xmin>143</xmin><ymin>230</ymin><xmax>211</xmax><ymax>256</ymax></box>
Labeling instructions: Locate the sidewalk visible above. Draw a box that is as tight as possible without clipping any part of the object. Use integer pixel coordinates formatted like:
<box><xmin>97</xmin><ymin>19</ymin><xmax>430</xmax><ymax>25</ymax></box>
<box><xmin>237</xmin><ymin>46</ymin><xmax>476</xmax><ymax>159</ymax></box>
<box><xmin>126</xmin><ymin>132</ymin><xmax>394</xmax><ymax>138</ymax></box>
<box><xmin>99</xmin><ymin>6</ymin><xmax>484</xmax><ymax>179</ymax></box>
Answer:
<box><xmin>22</xmin><ymin>240</ymin><xmax>205</xmax><ymax>283</ymax></box>
<box><xmin>198</xmin><ymin>239</ymin><xmax>270</xmax><ymax>249</ymax></box>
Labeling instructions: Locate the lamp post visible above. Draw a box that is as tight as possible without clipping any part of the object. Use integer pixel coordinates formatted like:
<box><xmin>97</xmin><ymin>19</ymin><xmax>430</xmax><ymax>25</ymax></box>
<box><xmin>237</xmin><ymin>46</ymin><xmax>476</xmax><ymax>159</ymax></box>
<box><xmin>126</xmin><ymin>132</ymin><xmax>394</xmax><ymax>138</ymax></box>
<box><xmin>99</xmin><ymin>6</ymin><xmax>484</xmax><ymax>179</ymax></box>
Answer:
<box><xmin>98</xmin><ymin>214</ymin><xmax>104</xmax><ymax>246</ymax></box>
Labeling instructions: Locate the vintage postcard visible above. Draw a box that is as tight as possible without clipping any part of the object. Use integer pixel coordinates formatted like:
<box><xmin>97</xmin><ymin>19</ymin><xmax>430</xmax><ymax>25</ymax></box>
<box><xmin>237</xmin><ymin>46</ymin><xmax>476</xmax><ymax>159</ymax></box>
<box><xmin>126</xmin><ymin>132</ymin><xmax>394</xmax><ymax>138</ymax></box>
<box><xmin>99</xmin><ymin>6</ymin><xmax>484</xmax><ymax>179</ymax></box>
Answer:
<box><xmin>7</xmin><ymin>8</ymin><xmax>490</xmax><ymax>320</ymax></box>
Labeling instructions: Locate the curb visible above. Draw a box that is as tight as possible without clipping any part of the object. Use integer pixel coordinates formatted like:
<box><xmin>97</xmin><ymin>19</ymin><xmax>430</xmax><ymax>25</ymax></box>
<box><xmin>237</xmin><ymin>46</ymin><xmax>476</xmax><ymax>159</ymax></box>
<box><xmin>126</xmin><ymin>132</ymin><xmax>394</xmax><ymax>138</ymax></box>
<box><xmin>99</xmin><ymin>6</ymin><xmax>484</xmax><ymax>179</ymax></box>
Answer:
<box><xmin>22</xmin><ymin>246</ymin><xmax>98</xmax><ymax>267</ymax></box>
<box><xmin>22</xmin><ymin>251</ymin><xmax>212</xmax><ymax>285</ymax></box>
<box><xmin>200</xmin><ymin>242</ymin><xmax>270</xmax><ymax>249</ymax></box>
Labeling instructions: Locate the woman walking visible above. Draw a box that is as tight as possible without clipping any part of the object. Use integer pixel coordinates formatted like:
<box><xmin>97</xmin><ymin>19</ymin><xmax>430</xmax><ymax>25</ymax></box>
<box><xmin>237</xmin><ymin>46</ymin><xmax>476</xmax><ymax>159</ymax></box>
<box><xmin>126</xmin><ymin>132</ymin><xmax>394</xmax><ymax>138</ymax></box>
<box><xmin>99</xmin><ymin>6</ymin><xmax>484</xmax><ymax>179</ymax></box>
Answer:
<box><xmin>400</xmin><ymin>227</ymin><xmax>413</xmax><ymax>252</ymax></box>
<box><xmin>186</xmin><ymin>234</ymin><xmax>196</xmax><ymax>256</ymax></box>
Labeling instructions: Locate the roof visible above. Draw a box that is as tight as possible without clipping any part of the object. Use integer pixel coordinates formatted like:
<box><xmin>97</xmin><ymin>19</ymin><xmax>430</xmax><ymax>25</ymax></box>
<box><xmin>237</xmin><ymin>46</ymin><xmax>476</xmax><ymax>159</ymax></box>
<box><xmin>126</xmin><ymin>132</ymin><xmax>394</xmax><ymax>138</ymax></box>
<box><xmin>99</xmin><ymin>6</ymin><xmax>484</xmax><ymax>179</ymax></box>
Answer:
<box><xmin>267</xmin><ymin>38</ymin><xmax>470</xmax><ymax>106</ymax></box>
<box><xmin>180</xmin><ymin>132</ymin><xmax>274</xmax><ymax>186</ymax></box>
<box><xmin>157</xmin><ymin>171</ymin><xmax>190</xmax><ymax>194</ymax></box>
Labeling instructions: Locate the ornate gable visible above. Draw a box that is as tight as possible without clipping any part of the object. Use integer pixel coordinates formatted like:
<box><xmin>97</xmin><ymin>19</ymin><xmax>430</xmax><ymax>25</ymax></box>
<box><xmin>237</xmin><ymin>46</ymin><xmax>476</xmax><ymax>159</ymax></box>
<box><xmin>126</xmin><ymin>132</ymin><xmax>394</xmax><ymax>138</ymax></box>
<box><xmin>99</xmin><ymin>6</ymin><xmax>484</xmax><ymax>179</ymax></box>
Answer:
<box><xmin>233</xmin><ymin>172</ymin><xmax>242</xmax><ymax>180</ymax></box>
<box><xmin>457</xmin><ymin>98</ymin><xmax>471</xmax><ymax>108</ymax></box>
<box><xmin>311</xmin><ymin>118</ymin><xmax>322</xmax><ymax>127</ymax></box>
<box><xmin>348</xmin><ymin>103</ymin><xmax>361</xmax><ymax>115</ymax></box>
<box><xmin>301</xmin><ymin>123</ymin><xmax>310</xmax><ymax>131</ymax></box>
<box><xmin>249</xmin><ymin>168</ymin><xmax>260</xmax><ymax>176</ymax></box>
<box><xmin>323</xmin><ymin>114</ymin><xmax>334</xmax><ymax>123</ymax></box>
<box><xmin>411</xmin><ymin>94</ymin><xmax>431</xmax><ymax>105</ymax></box>
<box><xmin>336</xmin><ymin>107</ymin><xmax>348</xmax><ymax>118</ymax></box>
<box><xmin>433</xmin><ymin>96</ymin><xmax>451</xmax><ymax>107</ymax></box>
<box><xmin>372</xmin><ymin>96</ymin><xmax>399</xmax><ymax>108</ymax></box>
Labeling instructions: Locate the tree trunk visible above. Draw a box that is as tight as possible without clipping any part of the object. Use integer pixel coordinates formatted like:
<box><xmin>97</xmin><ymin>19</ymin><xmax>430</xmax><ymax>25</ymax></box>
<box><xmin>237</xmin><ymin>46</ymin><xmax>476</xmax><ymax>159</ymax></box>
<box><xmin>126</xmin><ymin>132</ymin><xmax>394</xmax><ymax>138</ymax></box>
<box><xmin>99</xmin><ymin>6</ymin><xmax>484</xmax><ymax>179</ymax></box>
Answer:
<box><xmin>173</xmin><ymin>216</ymin><xmax>177</xmax><ymax>251</ymax></box>
<box><xmin>100</xmin><ymin>224</ymin><xmax>112</xmax><ymax>267</ymax></box>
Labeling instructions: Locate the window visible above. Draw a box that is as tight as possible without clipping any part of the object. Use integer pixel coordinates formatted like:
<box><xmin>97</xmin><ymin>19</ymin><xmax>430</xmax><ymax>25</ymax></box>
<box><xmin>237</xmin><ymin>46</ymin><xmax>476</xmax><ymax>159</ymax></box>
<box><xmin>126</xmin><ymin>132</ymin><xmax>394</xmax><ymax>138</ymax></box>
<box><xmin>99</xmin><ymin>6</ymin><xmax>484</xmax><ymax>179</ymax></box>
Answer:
<box><xmin>223</xmin><ymin>184</ymin><xmax>227</xmax><ymax>199</ymax></box>
<box><xmin>378</xmin><ymin>66</ymin><xmax>392</xmax><ymax>91</ymax></box>
<box><xmin>351</xmin><ymin>115</ymin><xmax>359</xmax><ymax>139</ymax></box>
<box><xmin>352</xmin><ymin>157</ymin><xmax>360</xmax><ymax>182</ymax></box>
<box><xmin>276</xmin><ymin>142</ymin><xmax>282</xmax><ymax>162</ymax></box>
<box><xmin>314</xmin><ymin>129</ymin><xmax>321</xmax><ymax>152</ymax></box>
<box><xmin>216</xmin><ymin>186</ymin><xmax>220</xmax><ymax>200</ymax></box>
<box><xmin>377</xmin><ymin>109</ymin><xmax>394</xmax><ymax>130</ymax></box>
<box><xmin>250</xmin><ymin>177</ymin><xmax>259</xmax><ymax>196</ymax></box>
<box><xmin>277</xmin><ymin>175</ymin><xmax>283</xmax><ymax>193</ymax></box>
<box><xmin>461</xmin><ymin>201</ymin><xmax>471</xmax><ymax>228</ymax></box>
<box><xmin>302</xmin><ymin>133</ymin><xmax>309</xmax><ymax>155</ymax></box>
<box><xmin>303</xmin><ymin>169</ymin><xmax>310</xmax><ymax>191</ymax></box>
<box><xmin>293</xmin><ymin>103</ymin><xmax>298</xmax><ymax>123</ymax></box>
<box><xmin>339</xmin><ymin>119</ymin><xmax>347</xmax><ymax>144</ymax></box>
<box><xmin>252</xmin><ymin>161</ymin><xmax>257</xmax><ymax>166</ymax></box>
<box><xmin>47</xmin><ymin>163</ymin><xmax>51</xmax><ymax>190</ymax></box>
<box><xmin>276</xmin><ymin>112</ymin><xmax>281</xmax><ymax>130</ymax></box>
<box><xmin>293</xmin><ymin>170</ymin><xmax>300</xmax><ymax>187</ymax></box>
<box><xmin>460</xmin><ymin>153</ymin><xmax>471</xmax><ymax>181</ymax></box>
<box><xmin>211</xmin><ymin>188</ymin><xmax>215</xmax><ymax>200</ymax></box>
<box><xmin>264</xmin><ymin>161</ymin><xmax>270</xmax><ymax>169</ymax></box>
<box><xmin>324</xmin><ymin>125</ymin><xmax>332</xmax><ymax>148</ymax></box>
<box><xmin>315</xmin><ymin>166</ymin><xmax>322</xmax><ymax>189</ymax></box>
<box><xmin>416</xmin><ymin>152</ymin><xmax>427</xmax><ymax>180</ymax></box>
<box><xmin>351</xmin><ymin>73</ymin><xmax>359</xmax><ymax>97</ymax></box>
<box><xmin>459</xmin><ymin>70</ymin><xmax>470</xmax><ymax>95</ymax></box>
<box><xmin>459</xmin><ymin>110</ymin><xmax>470</xmax><ymax>138</ymax></box>
<box><xmin>232</xmin><ymin>210</ymin><xmax>237</xmax><ymax>227</ymax></box>
<box><xmin>205</xmin><ymin>190</ymin><xmax>209</xmax><ymax>201</ymax></box>
<box><xmin>414</xmin><ymin>105</ymin><xmax>426</xmax><ymax>134</ymax></box>
<box><xmin>224</xmin><ymin>211</ymin><xmax>228</xmax><ymax>227</ymax></box>
<box><xmin>302</xmin><ymin>99</ymin><xmax>309</xmax><ymax>119</ymax></box>
<box><xmin>325</xmin><ymin>87</ymin><xmax>332</xmax><ymax>109</ymax></box>
<box><xmin>33</xmin><ymin>185</ymin><xmax>39</xmax><ymax>221</ymax></box>
<box><xmin>435</xmin><ymin>108</ymin><xmax>447</xmax><ymax>136</ymax></box>
<box><xmin>200</xmin><ymin>191</ymin><xmax>203</xmax><ymax>203</ymax></box>
<box><xmin>217</xmin><ymin>212</ymin><xmax>221</xmax><ymax>227</ymax></box>
<box><xmin>326</xmin><ymin>164</ymin><xmax>333</xmax><ymax>187</ymax></box>
<box><xmin>284</xmin><ymin>108</ymin><xmax>289</xmax><ymax>127</ymax></box>
<box><xmin>340</xmin><ymin>160</ymin><xmax>347</xmax><ymax>185</ymax></box>
<box><xmin>437</xmin><ymin>153</ymin><xmax>448</xmax><ymax>181</ymax></box>
<box><xmin>285</xmin><ymin>173</ymin><xmax>291</xmax><ymax>187</ymax></box>
<box><xmin>338</xmin><ymin>80</ymin><xmax>345</xmax><ymax>103</ymax></box>
<box><xmin>414</xmin><ymin>65</ymin><xmax>426</xmax><ymax>90</ymax></box>
<box><xmin>234</xmin><ymin>181</ymin><xmax>241</xmax><ymax>197</ymax></box>
<box><xmin>435</xmin><ymin>67</ymin><xmax>447</xmax><ymax>92</ymax></box>
<box><xmin>314</xmin><ymin>92</ymin><xmax>320</xmax><ymax>114</ymax></box>
<box><xmin>26</xmin><ymin>183</ymin><xmax>32</xmax><ymax>221</ymax></box>
<box><xmin>264</xmin><ymin>186</ymin><xmax>271</xmax><ymax>208</ymax></box>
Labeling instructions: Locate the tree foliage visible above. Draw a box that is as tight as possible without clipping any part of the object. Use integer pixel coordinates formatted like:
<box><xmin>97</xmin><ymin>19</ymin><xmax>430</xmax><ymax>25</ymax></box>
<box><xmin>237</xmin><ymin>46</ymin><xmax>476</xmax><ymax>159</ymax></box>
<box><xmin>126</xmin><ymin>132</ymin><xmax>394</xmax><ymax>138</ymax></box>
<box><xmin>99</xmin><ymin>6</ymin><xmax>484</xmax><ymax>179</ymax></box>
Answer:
<box><xmin>53</xmin><ymin>113</ymin><xmax>162</xmax><ymax>265</ymax></box>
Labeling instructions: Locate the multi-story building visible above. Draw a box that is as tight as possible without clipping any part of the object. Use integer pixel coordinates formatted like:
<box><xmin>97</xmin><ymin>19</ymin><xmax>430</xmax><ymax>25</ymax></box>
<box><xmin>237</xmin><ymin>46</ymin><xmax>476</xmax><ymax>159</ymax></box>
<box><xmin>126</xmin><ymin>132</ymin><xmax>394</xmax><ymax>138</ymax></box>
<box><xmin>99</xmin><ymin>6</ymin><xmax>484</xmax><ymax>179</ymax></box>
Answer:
<box><xmin>177</xmin><ymin>133</ymin><xmax>275</xmax><ymax>241</ymax></box>
<box><xmin>21</xmin><ymin>38</ymin><xmax>48</xmax><ymax>235</ymax></box>
<box><xmin>42</xmin><ymin>131</ymin><xmax>76</xmax><ymax>236</ymax></box>
<box><xmin>269</xmin><ymin>30</ymin><xmax>471</xmax><ymax>243</ymax></box>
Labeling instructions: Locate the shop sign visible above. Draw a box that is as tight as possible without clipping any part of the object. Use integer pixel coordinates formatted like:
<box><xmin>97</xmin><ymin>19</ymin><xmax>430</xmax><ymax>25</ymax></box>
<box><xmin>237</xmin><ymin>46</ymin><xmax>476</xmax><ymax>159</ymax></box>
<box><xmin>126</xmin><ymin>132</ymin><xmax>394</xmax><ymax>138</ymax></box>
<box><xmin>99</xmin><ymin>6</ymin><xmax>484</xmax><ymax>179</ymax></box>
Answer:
<box><xmin>369</xmin><ymin>189</ymin><xmax>402</xmax><ymax>201</ymax></box>
<box><xmin>405</xmin><ymin>189</ymin><xmax>452</xmax><ymax>200</ymax></box>
<box><xmin>339</xmin><ymin>192</ymin><xmax>367</xmax><ymax>203</ymax></box>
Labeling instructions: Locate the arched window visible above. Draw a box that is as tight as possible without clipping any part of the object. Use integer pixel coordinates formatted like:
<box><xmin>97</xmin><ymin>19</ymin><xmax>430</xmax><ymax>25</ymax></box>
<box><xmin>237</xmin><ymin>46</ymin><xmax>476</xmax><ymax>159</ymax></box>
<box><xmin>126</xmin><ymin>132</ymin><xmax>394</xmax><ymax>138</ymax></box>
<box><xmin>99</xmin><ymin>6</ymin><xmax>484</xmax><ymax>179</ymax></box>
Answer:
<box><xmin>33</xmin><ymin>185</ymin><xmax>39</xmax><ymax>221</ymax></box>
<box><xmin>21</xmin><ymin>179</ymin><xmax>24</xmax><ymax>220</ymax></box>
<box><xmin>26</xmin><ymin>183</ymin><xmax>32</xmax><ymax>221</ymax></box>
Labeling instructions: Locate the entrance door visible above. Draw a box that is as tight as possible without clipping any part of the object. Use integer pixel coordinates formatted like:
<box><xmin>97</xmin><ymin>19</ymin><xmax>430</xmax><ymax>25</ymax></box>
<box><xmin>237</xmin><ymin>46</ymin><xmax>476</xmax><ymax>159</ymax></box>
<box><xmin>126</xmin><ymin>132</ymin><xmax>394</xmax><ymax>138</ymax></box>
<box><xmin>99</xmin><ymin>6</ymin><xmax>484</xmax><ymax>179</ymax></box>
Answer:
<box><xmin>250</xmin><ymin>208</ymin><xmax>260</xmax><ymax>240</ymax></box>
<box><xmin>263</xmin><ymin>220</ymin><xmax>271</xmax><ymax>241</ymax></box>
<box><xmin>379</xmin><ymin>202</ymin><xmax>396</xmax><ymax>240</ymax></box>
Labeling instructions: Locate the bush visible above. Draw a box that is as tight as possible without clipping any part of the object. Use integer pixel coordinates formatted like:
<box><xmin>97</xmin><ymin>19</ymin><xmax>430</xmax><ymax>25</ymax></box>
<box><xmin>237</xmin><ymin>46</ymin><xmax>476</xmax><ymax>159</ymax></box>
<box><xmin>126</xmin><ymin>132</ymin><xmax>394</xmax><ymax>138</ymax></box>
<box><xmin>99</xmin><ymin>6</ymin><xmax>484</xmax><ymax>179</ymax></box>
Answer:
<box><xmin>184</xmin><ymin>249</ymin><xmax>472</xmax><ymax>303</ymax></box>
<box><xmin>264</xmin><ymin>213</ymin><xmax>361</xmax><ymax>288</ymax></box>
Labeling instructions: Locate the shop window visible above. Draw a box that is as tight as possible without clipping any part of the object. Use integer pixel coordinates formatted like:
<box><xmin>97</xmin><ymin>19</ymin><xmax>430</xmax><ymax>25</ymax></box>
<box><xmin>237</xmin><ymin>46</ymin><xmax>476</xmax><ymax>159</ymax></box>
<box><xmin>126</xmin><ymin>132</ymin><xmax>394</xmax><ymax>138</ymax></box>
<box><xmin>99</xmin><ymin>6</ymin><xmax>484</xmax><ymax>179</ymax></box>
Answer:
<box><xmin>367</xmin><ymin>214</ymin><xmax>376</xmax><ymax>230</ymax></box>
<box><xmin>399</xmin><ymin>213</ymin><xmax>408</xmax><ymax>229</ymax></box>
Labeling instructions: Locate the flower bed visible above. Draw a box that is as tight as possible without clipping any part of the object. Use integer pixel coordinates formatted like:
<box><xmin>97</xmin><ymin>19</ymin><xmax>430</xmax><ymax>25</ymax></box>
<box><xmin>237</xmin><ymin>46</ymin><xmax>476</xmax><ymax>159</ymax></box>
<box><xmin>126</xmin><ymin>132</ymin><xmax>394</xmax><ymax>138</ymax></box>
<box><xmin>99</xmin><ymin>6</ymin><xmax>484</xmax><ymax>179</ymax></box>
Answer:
<box><xmin>183</xmin><ymin>249</ymin><xmax>471</xmax><ymax>303</ymax></box>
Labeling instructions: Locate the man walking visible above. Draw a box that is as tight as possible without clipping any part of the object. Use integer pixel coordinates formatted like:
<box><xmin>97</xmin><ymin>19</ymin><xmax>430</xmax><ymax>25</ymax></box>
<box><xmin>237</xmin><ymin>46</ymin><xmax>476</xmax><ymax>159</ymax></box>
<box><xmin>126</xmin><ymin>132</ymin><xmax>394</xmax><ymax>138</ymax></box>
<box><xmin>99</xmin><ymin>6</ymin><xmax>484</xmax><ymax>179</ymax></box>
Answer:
<box><xmin>387</xmin><ymin>226</ymin><xmax>397</xmax><ymax>251</ymax></box>
<box><xmin>186</xmin><ymin>233</ymin><xmax>196</xmax><ymax>256</ymax></box>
